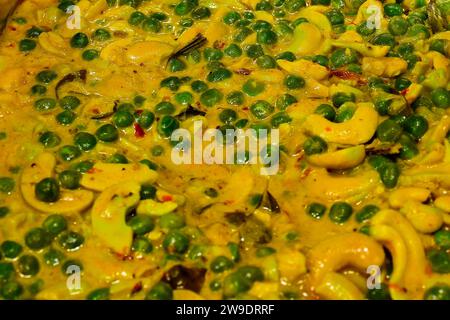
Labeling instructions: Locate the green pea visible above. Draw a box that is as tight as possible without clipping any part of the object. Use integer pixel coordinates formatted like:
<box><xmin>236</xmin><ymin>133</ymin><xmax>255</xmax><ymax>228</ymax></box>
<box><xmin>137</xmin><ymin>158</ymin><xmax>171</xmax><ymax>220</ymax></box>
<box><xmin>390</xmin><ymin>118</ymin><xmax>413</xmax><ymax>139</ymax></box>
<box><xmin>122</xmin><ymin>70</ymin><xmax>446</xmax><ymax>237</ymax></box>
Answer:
<box><xmin>35</xmin><ymin>98</ymin><xmax>57</xmax><ymax>112</ymax></box>
<box><xmin>291</xmin><ymin>17</ymin><xmax>308</xmax><ymax>28</ymax></box>
<box><xmin>384</xmin><ymin>3</ymin><xmax>402</xmax><ymax>17</ymax></box>
<box><xmin>13</xmin><ymin>17</ymin><xmax>27</xmax><ymax>24</ymax></box>
<box><xmin>330</xmin><ymin>48</ymin><xmax>358</xmax><ymax>68</ymax></box>
<box><xmin>151</xmin><ymin>145</ymin><xmax>164</xmax><ymax>157</ymax></box>
<box><xmin>0</xmin><ymin>177</ymin><xmax>15</xmax><ymax>194</ymax></box>
<box><xmin>219</xmin><ymin>109</ymin><xmax>238</xmax><ymax>124</ymax></box>
<box><xmin>92</xmin><ymin>28</ymin><xmax>111</xmax><ymax>41</ymax></box>
<box><xmin>191</xmin><ymin>6</ymin><xmax>211</xmax><ymax>20</ymax></box>
<box><xmin>227</xmin><ymin>242</ymin><xmax>240</xmax><ymax>262</ymax></box>
<box><xmin>168</xmin><ymin>58</ymin><xmax>186</xmax><ymax>72</ymax></box>
<box><xmin>435</xmin><ymin>230</ymin><xmax>450</xmax><ymax>249</ymax></box>
<box><xmin>207</xmin><ymin>68</ymin><xmax>232</xmax><ymax>82</ymax></box>
<box><xmin>204</xmin><ymin>187</ymin><xmax>219</xmax><ymax>198</ymax></box>
<box><xmin>256</xmin><ymin>0</ymin><xmax>273</xmax><ymax>11</ymax></box>
<box><xmin>70</xmin><ymin>32</ymin><xmax>89</xmax><ymax>48</ymax></box>
<box><xmin>19</xmin><ymin>39</ymin><xmax>36</xmax><ymax>52</ymax></box>
<box><xmin>204</xmin><ymin>48</ymin><xmax>223</xmax><ymax>62</ymax></box>
<box><xmin>236</xmin><ymin>265</ymin><xmax>264</xmax><ymax>282</ymax></box>
<box><xmin>306</xmin><ymin>203</ymin><xmax>326</xmax><ymax>220</ymax></box>
<box><xmin>135</xmin><ymin>110</ymin><xmax>155</xmax><ymax>129</ymax></box>
<box><xmin>36</xmin><ymin>70</ymin><xmax>58</xmax><ymax>83</ymax></box>
<box><xmin>284</xmin><ymin>74</ymin><xmax>305</xmax><ymax>89</ymax></box>
<box><xmin>242</xmin><ymin>79</ymin><xmax>265</xmax><ymax>97</ymax></box>
<box><xmin>403</xmin><ymin>115</ymin><xmax>428</xmax><ymax>139</ymax></box>
<box><xmin>276</xmin><ymin>51</ymin><xmax>296</xmax><ymax>61</ymax></box>
<box><xmin>128</xmin><ymin>11</ymin><xmax>146</xmax><ymax>25</ymax></box>
<box><xmin>275</xmin><ymin>93</ymin><xmax>297</xmax><ymax>110</ymax></box>
<box><xmin>431</xmin><ymin>87</ymin><xmax>450</xmax><ymax>108</ymax></box>
<box><xmin>82</xmin><ymin>49</ymin><xmax>99</xmax><ymax>61</ymax></box>
<box><xmin>127</xmin><ymin>215</ymin><xmax>154</xmax><ymax>235</ymax></box>
<box><xmin>356</xmin><ymin>21</ymin><xmax>375</xmax><ymax>36</ymax></box>
<box><xmin>132</xmin><ymin>237</ymin><xmax>153</xmax><ymax>254</ymax></box>
<box><xmin>235</xmin><ymin>19</ymin><xmax>252</xmax><ymax>27</ymax></box>
<box><xmin>25</xmin><ymin>227</ymin><xmax>51</xmax><ymax>250</ymax></box>
<box><xmin>315</xmin><ymin>104</ymin><xmax>336</xmax><ymax>121</ymax></box>
<box><xmin>61</xmin><ymin>259</ymin><xmax>83</xmax><ymax>274</ymax></box>
<box><xmin>157</xmin><ymin>115</ymin><xmax>180</xmax><ymax>138</ymax></box>
<box><xmin>43</xmin><ymin>248</ymin><xmax>65</xmax><ymax>267</ymax></box>
<box><xmin>190</xmin><ymin>80</ymin><xmax>207</xmax><ymax>93</ymax></box>
<box><xmin>256</xmin><ymin>246</ymin><xmax>276</xmax><ymax>257</ymax></box>
<box><xmin>139</xmin><ymin>184</ymin><xmax>156</xmax><ymax>200</ymax></box>
<box><xmin>424</xmin><ymin>285</ymin><xmax>450</xmax><ymax>300</ymax></box>
<box><xmin>222</xmin><ymin>272</ymin><xmax>251</xmax><ymax>298</ymax></box>
<box><xmin>0</xmin><ymin>262</ymin><xmax>14</xmax><ymax>281</ymax></box>
<box><xmin>161</xmin><ymin>76</ymin><xmax>182</xmax><ymax>91</ymax></box>
<box><xmin>335</xmin><ymin>103</ymin><xmax>356</xmax><ymax>123</ymax></box>
<box><xmin>200</xmin><ymin>88</ymin><xmax>223</xmax><ymax>107</ymax></box>
<box><xmin>257</xmin><ymin>29</ymin><xmax>278</xmax><ymax>45</ymax></box>
<box><xmin>429</xmin><ymin>39</ymin><xmax>447</xmax><ymax>56</ymax></box>
<box><xmin>285</xmin><ymin>0</ymin><xmax>306</xmax><ymax>13</ymax></box>
<box><xmin>142</xmin><ymin>17</ymin><xmax>162</xmax><ymax>33</ymax></box>
<box><xmin>73</xmin><ymin>132</ymin><xmax>97</xmax><ymax>151</ymax></box>
<box><xmin>223</xmin><ymin>11</ymin><xmax>241</xmax><ymax>25</ymax></box>
<box><xmin>96</xmin><ymin>124</ymin><xmax>119</xmax><ymax>142</ymax></box>
<box><xmin>224</xmin><ymin>44</ymin><xmax>242</xmax><ymax>58</ymax></box>
<box><xmin>427</xmin><ymin>249</ymin><xmax>450</xmax><ymax>273</ymax></box>
<box><xmin>394</xmin><ymin>77</ymin><xmax>411</xmax><ymax>91</ymax></box>
<box><xmin>163</xmin><ymin>231</ymin><xmax>190</xmax><ymax>254</ymax></box>
<box><xmin>313</xmin><ymin>55</ymin><xmax>329</xmax><ymax>67</ymax></box>
<box><xmin>355</xmin><ymin>205</ymin><xmax>380</xmax><ymax>223</ymax></box>
<box><xmin>250</xmin><ymin>100</ymin><xmax>274</xmax><ymax>120</ymax></box>
<box><xmin>271</xmin><ymin>112</ymin><xmax>292</xmax><ymax>128</ymax></box>
<box><xmin>1</xmin><ymin>281</ymin><xmax>23</xmax><ymax>300</ymax></box>
<box><xmin>59</xmin><ymin>145</ymin><xmax>81</xmax><ymax>162</ymax></box>
<box><xmin>174</xmin><ymin>92</ymin><xmax>193</xmax><ymax>106</ymax></box>
<box><xmin>39</xmin><ymin>131</ymin><xmax>61</xmax><ymax>148</ymax></box>
<box><xmin>116</xmin><ymin>103</ymin><xmax>134</xmax><ymax>113</ymax></box>
<box><xmin>399</xmin><ymin>134</ymin><xmax>419</xmax><ymax>160</ymax></box>
<box><xmin>329</xmin><ymin>202</ymin><xmax>353</xmax><ymax>224</ymax></box>
<box><xmin>407</xmin><ymin>24</ymin><xmax>430</xmax><ymax>39</ymax></box>
<box><xmin>235</xmin><ymin>119</ymin><xmax>249</xmax><ymax>128</ymax></box>
<box><xmin>210</xmin><ymin>256</ymin><xmax>234</xmax><ymax>273</ymax></box>
<box><xmin>0</xmin><ymin>206</ymin><xmax>10</xmax><ymax>218</ymax></box>
<box><xmin>160</xmin><ymin>213</ymin><xmax>185</xmax><ymax>229</ymax></box>
<box><xmin>326</xmin><ymin>9</ymin><xmax>344</xmax><ymax>25</ymax></box>
<box><xmin>367</xmin><ymin>283</ymin><xmax>391</xmax><ymax>300</ymax></box>
<box><xmin>86</xmin><ymin>287</ymin><xmax>110</xmax><ymax>300</ymax></box>
<box><xmin>407</xmin><ymin>11</ymin><xmax>426</xmax><ymax>25</ymax></box>
<box><xmin>303</xmin><ymin>136</ymin><xmax>327</xmax><ymax>155</ymax></box>
<box><xmin>72</xmin><ymin>160</ymin><xmax>94</xmax><ymax>173</ymax></box>
<box><xmin>210</xmin><ymin>279</ymin><xmax>222</xmax><ymax>291</ymax></box>
<box><xmin>388</xmin><ymin>16</ymin><xmax>409</xmax><ymax>36</ymax></box>
<box><xmin>245</xmin><ymin>44</ymin><xmax>264</xmax><ymax>59</ymax></box>
<box><xmin>31</xmin><ymin>84</ymin><xmax>47</xmax><ymax>95</ymax></box>
<box><xmin>145</xmin><ymin>282</ymin><xmax>173</xmax><ymax>300</ymax></box>
<box><xmin>35</xmin><ymin>178</ymin><xmax>60</xmax><ymax>203</ymax></box>
<box><xmin>43</xmin><ymin>214</ymin><xmax>68</xmax><ymax>236</ymax></box>
<box><xmin>233</xmin><ymin>27</ymin><xmax>253</xmax><ymax>43</ymax></box>
<box><xmin>256</xmin><ymin>55</ymin><xmax>276</xmax><ymax>69</ymax></box>
<box><xmin>379</xmin><ymin>161</ymin><xmax>400</xmax><ymax>189</ymax></box>
<box><xmin>58</xmin><ymin>231</ymin><xmax>84</xmax><ymax>251</ymax></box>
<box><xmin>107</xmin><ymin>153</ymin><xmax>128</xmax><ymax>164</ymax></box>
<box><xmin>252</xmin><ymin>20</ymin><xmax>272</xmax><ymax>32</ymax></box>
<box><xmin>376</xmin><ymin>119</ymin><xmax>403</xmax><ymax>142</ymax></box>
<box><xmin>371</xmin><ymin>33</ymin><xmax>396</xmax><ymax>48</ymax></box>
<box><xmin>0</xmin><ymin>241</ymin><xmax>23</xmax><ymax>259</ymax></box>
<box><xmin>18</xmin><ymin>254</ymin><xmax>40</xmax><ymax>277</ymax></box>
<box><xmin>56</xmin><ymin>110</ymin><xmax>76</xmax><ymax>125</ymax></box>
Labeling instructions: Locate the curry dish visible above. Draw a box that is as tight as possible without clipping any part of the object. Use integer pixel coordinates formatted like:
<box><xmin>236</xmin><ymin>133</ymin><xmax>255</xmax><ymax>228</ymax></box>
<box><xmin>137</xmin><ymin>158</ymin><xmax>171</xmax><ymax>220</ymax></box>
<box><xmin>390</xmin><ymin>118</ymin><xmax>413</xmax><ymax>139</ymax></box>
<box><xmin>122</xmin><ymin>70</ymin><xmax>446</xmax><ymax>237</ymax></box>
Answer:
<box><xmin>0</xmin><ymin>0</ymin><xmax>449</xmax><ymax>300</ymax></box>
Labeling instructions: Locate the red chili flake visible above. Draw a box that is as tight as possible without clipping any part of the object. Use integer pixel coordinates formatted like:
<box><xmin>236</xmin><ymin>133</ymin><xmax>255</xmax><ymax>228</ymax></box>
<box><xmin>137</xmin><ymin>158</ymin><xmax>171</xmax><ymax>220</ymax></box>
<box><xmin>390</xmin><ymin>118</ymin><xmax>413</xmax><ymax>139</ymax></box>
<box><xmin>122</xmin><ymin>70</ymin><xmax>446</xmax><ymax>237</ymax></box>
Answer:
<box><xmin>8</xmin><ymin>26</ymin><xmax>17</xmax><ymax>31</ymax></box>
<box><xmin>134</xmin><ymin>123</ymin><xmax>145</xmax><ymax>138</ymax></box>
<box><xmin>330</xmin><ymin>69</ymin><xmax>367</xmax><ymax>85</ymax></box>
<box><xmin>234</xmin><ymin>68</ymin><xmax>252</xmax><ymax>76</ymax></box>
<box><xmin>135</xmin><ymin>109</ymin><xmax>143</xmax><ymax>116</ymax></box>
<box><xmin>300</xmin><ymin>168</ymin><xmax>312</xmax><ymax>179</ymax></box>
<box><xmin>131</xmin><ymin>282</ymin><xmax>143</xmax><ymax>295</ymax></box>
<box><xmin>213</xmin><ymin>40</ymin><xmax>226</xmax><ymax>50</ymax></box>
<box><xmin>325</xmin><ymin>127</ymin><xmax>332</xmax><ymax>132</ymax></box>
<box><xmin>87</xmin><ymin>168</ymin><xmax>101</xmax><ymax>174</ymax></box>
<box><xmin>92</xmin><ymin>108</ymin><xmax>100</xmax><ymax>114</ymax></box>
<box><xmin>161</xmin><ymin>195</ymin><xmax>173</xmax><ymax>202</ymax></box>
<box><xmin>400</xmin><ymin>88</ymin><xmax>409</xmax><ymax>96</ymax></box>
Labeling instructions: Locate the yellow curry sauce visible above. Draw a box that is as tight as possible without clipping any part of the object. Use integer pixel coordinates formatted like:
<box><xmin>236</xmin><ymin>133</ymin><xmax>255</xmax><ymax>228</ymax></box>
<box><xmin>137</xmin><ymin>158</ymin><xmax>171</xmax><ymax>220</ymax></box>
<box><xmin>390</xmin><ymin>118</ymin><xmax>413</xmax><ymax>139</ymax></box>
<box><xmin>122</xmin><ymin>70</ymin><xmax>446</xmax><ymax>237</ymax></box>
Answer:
<box><xmin>0</xmin><ymin>0</ymin><xmax>449</xmax><ymax>300</ymax></box>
